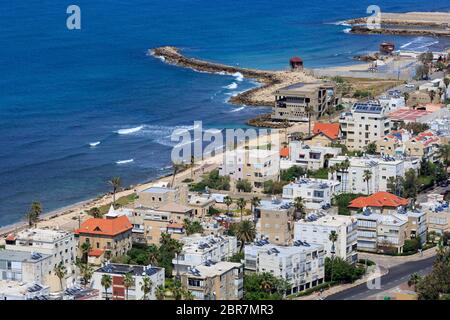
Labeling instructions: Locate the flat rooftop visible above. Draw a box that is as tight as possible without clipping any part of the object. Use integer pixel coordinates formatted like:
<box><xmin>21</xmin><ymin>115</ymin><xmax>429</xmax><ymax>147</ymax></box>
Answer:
<box><xmin>0</xmin><ymin>249</ymin><xmax>50</xmax><ymax>263</ymax></box>
<box><xmin>257</xmin><ymin>199</ymin><xmax>292</xmax><ymax>211</ymax></box>
<box><xmin>141</xmin><ymin>186</ymin><xmax>175</xmax><ymax>194</ymax></box>
<box><xmin>95</xmin><ymin>263</ymin><xmax>162</xmax><ymax>277</ymax></box>
<box><xmin>14</xmin><ymin>228</ymin><xmax>72</xmax><ymax>242</ymax></box>
<box><xmin>245</xmin><ymin>240</ymin><xmax>322</xmax><ymax>257</ymax></box>
<box><xmin>297</xmin><ymin>214</ymin><xmax>355</xmax><ymax>227</ymax></box>
<box><xmin>388</xmin><ymin>108</ymin><xmax>432</xmax><ymax>122</ymax></box>
<box><xmin>186</xmin><ymin>261</ymin><xmax>241</xmax><ymax>278</ymax></box>
<box><xmin>277</xmin><ymin>81</ymin><xmax>334</xmax><ymax>93</ymax></box>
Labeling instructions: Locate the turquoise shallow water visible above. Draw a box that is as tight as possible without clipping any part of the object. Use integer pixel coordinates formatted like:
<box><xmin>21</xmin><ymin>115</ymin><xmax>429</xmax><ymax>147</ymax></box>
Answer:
<box><xmin>0</xmin><ymin>0</ymin><xmax>449</xmax><ymax>225</ymax></box>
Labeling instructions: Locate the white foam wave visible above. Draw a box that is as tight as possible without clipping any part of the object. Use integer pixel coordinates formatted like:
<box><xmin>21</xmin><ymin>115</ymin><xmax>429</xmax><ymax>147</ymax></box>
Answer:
<box><xmin>233</xmin><ymin>72</ymin><xmax>244</xmax><ymax>82</ymax></box>
<box><xmin>343</xmin><ymin>28</ymin><xmax>351</xmax><ymax>34</ymax></box>
<box><xmin>116</xmin><ymin>159</ymin><xmax>134</xmax><ymax>164</ymax></box>
<box><xmin>116</xmin><ymin>126</ymin><xmax>144</xmax><ymax>135</ymax></box>
<box><xmin>224</xmin><ymin>82</ymin><xmax>238</xmax><ymax>90</ymax></box>
<box><xmin>400</xmin><ymin>41</ymin><xmax>413</xmax><ymax>49</ymax></box>
<box><xmin>89</xmin><ymin>141</ymin><xmax>101</xmax><ymax>147</ymax></box>
<box><xmin>229</xmin><ymin>106</ymin><xmax>245</xmax><ymax>113</ymax></box>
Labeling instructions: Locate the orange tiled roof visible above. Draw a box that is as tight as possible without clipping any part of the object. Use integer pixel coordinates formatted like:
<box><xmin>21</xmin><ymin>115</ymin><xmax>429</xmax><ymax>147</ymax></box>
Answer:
<box><xmin>349</xmin><ymin>192</ymin><xmax>408</xmax><ymax>209</ymax></box>
<box><xmin>5</xmin><ymin>233</ymin><xmax>16</xmax><ymax>241</ymax></box>
<box><xmin>76</xmin><ymin>216</ymin><xmax>132</xmax><ymax>237</ymax></box>
<box><xmin>88</xmin><ymin>249</ymin><xmax>104</xmax><ymax>257</ymax></box>
<box><xmin>280</xmin><ymin>147</ymin><xmax>289</xmax><ymax>158</ymax></box>
<box><xmin>313</xmin><ymin>123</ymin><xmax>340</xmax><ymax>140</ymax></box>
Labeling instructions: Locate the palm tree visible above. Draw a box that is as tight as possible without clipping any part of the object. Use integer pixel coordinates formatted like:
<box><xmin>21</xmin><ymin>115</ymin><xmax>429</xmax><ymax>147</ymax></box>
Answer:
<box><xmin>80</xmin><ymin>241</ymin><xmax>92</xmax><ymax>264</ymax></box>
<box><xmin>183</xmin><ymin>289</ymin><xmax>195</xmax><ymax>300</ymax></box>
<box><xmin>224</xmin><ymin>196</ymin><xmax>233</xmax><ymax>215</ymax></box>
<box><xmin>26</xmin><ymin>201</ymin><xmax>42</xmax><ymax>227</ymax></box>
<box><xmin>408</xmin><ymin>273</ymin><xmax>421</xmax><ymax>290</ymax></box>
<box><xmin>236</xmin><ymin>220</ymin><xmax>256</xmax><ymax>253</ymax></box>
<box><xmin>171</xmin><ymin>279</ymin><xmax>184</xmax><ymax>300</ymax></box>
<box><xmin>123</xmin><ymin>272</ymin><xmax>134</xmax><ymax>300</ymax></box>
<box><xmin>155</xmin><ymin>285</ymin><xmax>165</xmax><ymax>300</ymax></box>
<box><xmin>170</xmin><ymin>161</ymin><xmax>183</xmax><ymax>188</ymax></box>
<box><xmin>76</xmin><ymin>261</ymin><xmax>93</xmax><ymax>287</ymax></box>
<box><xmin>250</xmin><ymin>197</ymin><xmax>261</xmax><ymax>222</ymax></box>
<box><xmin>146</xmin><ymin>245</ymin><xmax>159</xmax><ymax>265</ymax></box>
<box><xmin>140</xmin><ymin>276</ymin><xmax>153</xmax><ymax>300</ymax></box>
<box><xmin>340</xmin><ymin>159</ymin><xmax>350</xmax><ymax>193</ymax></box>
<box><xmin>294</xmin><ymin>197</ymin><xmax>305</xmax><ymax>220</ymax></box>
<box><xmin>190</xmin><ymin>155</ymin><xmax>195</xmax><ymax>180</ymax></box>
<box><xmin>363</xmin><ymin>170</ymin><xmax>372</xmax><ymax>195</ymax></box>
<box><xmin>101</xmin><ymin>274</ymin><xmax>112</xmax><ymax>300</ymax></box>
<box><xmin>54</xmin><ymin>262</ymin><xmax>67</xmax><ymax>292</ymax></box>
<box><xmin>236</xmin><ymin>198</ymin><xmax>247</xmax><ymax>222</ymax></box>
<box><xmin>108</xmin><ymin>177</ymin><xmax>121</xmax><ymax>206</ymax></box>
<box><xmin>329</xmin><ymin>231</ymin><xmax>338</xmax><ymax>284</ymax></box>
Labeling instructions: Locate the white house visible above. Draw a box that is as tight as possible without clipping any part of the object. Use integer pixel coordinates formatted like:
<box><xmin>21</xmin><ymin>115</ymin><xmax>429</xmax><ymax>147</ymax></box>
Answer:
<box><xmin>280</xmin><ymin>141</ymin><xmax>342</xmax><ymax>171</ymax></box>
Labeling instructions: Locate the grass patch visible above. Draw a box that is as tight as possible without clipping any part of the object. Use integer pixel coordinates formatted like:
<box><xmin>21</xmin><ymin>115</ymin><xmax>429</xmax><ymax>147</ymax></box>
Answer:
<box><xmin>97</xmin><ymin>193</ymin><xmax>138</xmax><ymax>215</ymax></box>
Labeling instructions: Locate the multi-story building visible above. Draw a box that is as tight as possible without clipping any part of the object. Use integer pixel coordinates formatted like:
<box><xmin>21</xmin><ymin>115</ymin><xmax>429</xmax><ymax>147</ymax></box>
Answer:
<box><xmin>172</xmin><ymin>235</ymin><xmax>238</xmax><ymax>275</ymax></box>
<box><xmin>180</xmin><ymin>261</ymin><xmax>244</xmax><ymax>300</ymax></box>
<box><xmin>280</xmin><ymin>141</ymin><xmax>341</xmax><ymax>171</ymax></box>
<box><xmin>329</xmin><ymin>156</ymin><xmax>404</xmax><ymax>194</ymax></box>
<box><xmin>294</xmin><ymin>214</ymin><xmax>358</xmax><ymax>263</ymax></box>
<box><xmin>187</xmin><ymin>194</ymin><xmax>215</xmax><ymax>219</ymax></box>
<box><xmin>339</xmin><ymin>102</ymin><xmax>391</xmax><ymax>151</ymax></box>
<box><xmin>271</xmin><ymin>81</ymin><xmax>338</xmax><ymax>122</ymax></box>
<box><xmin>135</xmin><ymin>186</ymin><xmax>180</xmax><ymax>209</ymax></box>
<box><xmin>348</xmin><ymin>191</ymin><xmax>409</xmax><ymax>215</ymax></box>
<box><xmin>219</xmin><ymin>149</ymin><xmax>280</xmax><ymax>192</ymax></box>
<box><xmin>256</xmin><ymin>199</ymin><xmax>295</xmax><ymax>246</ymax></box>
<box><xmin>404</xmin><ymin>131</ymin><xmax>440</xmax><ymax>161</ymax></box>
<box><xmin>354</xmin><ymin>209</ymin><xmax>407</xmax><ymax>253</ymax></box>
<box><xmin>376</xmin><ymin>129</ymin><xmax>412</xmax><ymax>156</ymax></box>
<box><xmin>378</xmin><ymin>92</ymin><xmax>405</xmax><ymax>113</ymax></box>
<box><xmin>244</xmin><ymin>241</ymin><xmax>325</xmax><ymax>295</ymax></box>
<box><xmin>76</xmin><ymin>216</ymin><xmax>133</xmax><ymax>263</ymax></box>
<box><xmin>397</xmin><ymin>209</ymin><xmax>427</xmax><ymax>244</ymax></box>
<box><xmin>0</xmin><ymin>281</ymin><xmax>50</xmax><ymax>300</ymax></box>
<box><xmin>282</xmin><ymin>178</ymin><xmax>341</xmax><ymax>210</ymax></box>
<box><xmin>5</xmin><ymin>228</ymin><xmax>77</xmax><ymax>292</ymax></box>
<box><xmin>91</xmin><ymin>263</ymin><xmax>164</xmax><ymax>300</ymax></box>
<box><xmin>421</xmin><ymin>199</ymin><xmax>450</xmax><ymax>235</ymax></box>
<box><xmin>0</xmin><ymin>250</ymin><xmax>52</xmax><ymax>286</ymax></box>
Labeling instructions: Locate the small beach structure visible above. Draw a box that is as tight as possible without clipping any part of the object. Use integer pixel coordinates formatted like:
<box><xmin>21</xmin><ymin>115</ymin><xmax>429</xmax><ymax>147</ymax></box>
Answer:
<box><xmin>379</xmin><ymin>42</ymin><xmax>395</xmax><ymax>55</ymax></box>
<box><xmin>289</xmin><ymin>56</ymin><xmax>304</xmax><ymax>70</ymax></box>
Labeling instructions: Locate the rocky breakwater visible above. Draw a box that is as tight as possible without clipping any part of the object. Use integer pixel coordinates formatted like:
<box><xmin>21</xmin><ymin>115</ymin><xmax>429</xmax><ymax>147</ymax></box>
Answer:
<box><xmin>149</xmin><ymin>46</ymin><xmax>317</xmax><ymax>107</ymax></box>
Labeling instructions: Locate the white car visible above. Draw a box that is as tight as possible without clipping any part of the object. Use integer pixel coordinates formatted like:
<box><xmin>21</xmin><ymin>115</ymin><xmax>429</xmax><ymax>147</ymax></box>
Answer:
<box><xmin>405</xmin><ymin>83</ymin><xmax>415</xmax><ymax>88</ymax></box>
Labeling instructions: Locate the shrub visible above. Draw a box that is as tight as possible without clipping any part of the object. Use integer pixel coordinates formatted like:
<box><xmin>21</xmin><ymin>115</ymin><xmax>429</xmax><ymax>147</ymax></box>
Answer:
<box><xmin>236</xmin><ymin>179</ymin><xmax>253</xmax><ymax>193</ymax></box>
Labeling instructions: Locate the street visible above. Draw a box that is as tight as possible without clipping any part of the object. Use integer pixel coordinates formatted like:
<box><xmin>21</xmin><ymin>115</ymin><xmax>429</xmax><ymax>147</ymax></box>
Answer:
<box><xmin>326</xmin><ymin>256</ymin><xmax>435</xmax><ymax>300</ymax></box>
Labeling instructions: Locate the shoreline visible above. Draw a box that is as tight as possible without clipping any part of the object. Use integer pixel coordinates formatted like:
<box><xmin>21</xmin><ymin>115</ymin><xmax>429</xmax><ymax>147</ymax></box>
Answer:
<box><xmin>149</xmin><ymin>46</ymin><xmax>318</xmax><ymax>107</ymax></box>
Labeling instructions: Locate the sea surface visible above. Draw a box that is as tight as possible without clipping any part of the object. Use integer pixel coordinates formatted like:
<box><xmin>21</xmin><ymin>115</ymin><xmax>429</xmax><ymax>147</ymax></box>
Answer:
<box><xmin>0</xmin><ymin>0</ymin><xmax>449</xmax><ymax>226</ymax></box>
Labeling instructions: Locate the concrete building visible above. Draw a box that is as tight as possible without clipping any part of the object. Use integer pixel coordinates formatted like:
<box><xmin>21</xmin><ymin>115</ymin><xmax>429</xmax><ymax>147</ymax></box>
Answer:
<box><xmin>378</xmin><ymin>92</ymin><xmax>406</xmax><ymax>113</ymax></box>
<box><xmin>421</xmin><ymin>199</ymin><xmax>450</xmax><ymax>235</ymax></box>
<box><xmin>0</xmin><ymin>250</ymin><xmax>52</xmax><ymax>286</ymax></box>
<box><xmin>294</xmin><ymin>214</ymin><xmax>358</xmax><ymax>263</ymax></box>
<box><xmin>272</xmin><ymin>81</ymin><xmax>338</xmax><ymax>122</ymax></box>
<box><xmin>329</xmin><ymin>155</ymin><xmax>405</xmax><ymax>194</ymax></box>
<box><xmin>135</xmin><ymin>186</ymin><xmax>180</xmax><ymax>209</ymax></box>
<box><xmin>180</xmin><ymin>261</ymin><xmax>244</xmax><ymax>300</ymax></box>
<box><xmin>355</xmin><ymin>209</ymin><xmax>407</xmax><ymax>253</ymax></box>
<box><xmin>396</xmin><ymin>209</ymin><xmax>427</xmax><ymax>244</ymax></box>
<box><xmin>339</xmin><ymin>102</ymin><xmax>391</xmax><ymax>151</ymax></box>
<box><xmin>187</xmin><ymin>194</ymin><xmax>215</xmax><ymax>219</ymax></box>
<box><xmin>280</xmin><ymin>141</ymin><xmax>341</xmax><ymax>171</ymax></box>
<box><xmin>172</xmin><ymin>235</ymin><xmax>238</xmax><ymax>275</ymax></box>
<box><xmin>5</xmin><ymin>228</ymin><xmax>77</xmax><ymax>292</ymax></box>
<box><xmin>0</xmin><ymin>281</ymin><xmax>50</xmax><ymax>300</ymax></box>
<box><xmin>76</xmin><ymin>216</ymin><xmax>133</xmax><ymax>263</ymax></box>
<box><xmin>407</xmin><ymin>91</ymin><xmax>431</xmax><ymax>107</ymax></box>
<box><xmin>219</xmin><ymin>149</ymin><xmax>280</xmax><ymax>192</ymax></box>
<box><xmin>282</xmin><ymin>178</ymin><xmax>341</xmax><ymax>210</ymax></box>
<box><xmin>256</xmin><ymin>199</ymin><xmax>295</xmax><ymax>246</ymax></box>
<box><xmin>91</xmin><ymin>263</ymin><xmax>164</xmax><ymax>300</ymax></box>
<box><xmin>244</xmin><ymin>241</ymin><xmax>325</xmax><ymax>294</ymax></box>
<box><xmin>303</xmin><ymin>123</ymin><xmax>341</xmax><ymax>147</ymax></box>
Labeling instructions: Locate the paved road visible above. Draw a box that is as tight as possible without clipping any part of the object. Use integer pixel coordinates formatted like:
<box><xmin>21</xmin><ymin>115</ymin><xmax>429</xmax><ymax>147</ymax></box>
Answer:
<box><xmin>325</xmin><ymin>256</ymin><xmax>435</xmax><ymax>300</ymax></box>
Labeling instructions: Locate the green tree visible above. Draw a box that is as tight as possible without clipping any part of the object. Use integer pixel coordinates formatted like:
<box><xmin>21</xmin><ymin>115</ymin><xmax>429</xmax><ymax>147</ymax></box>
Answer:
<box><xmin>183</xmin><ymin>289</ymin><xmax>195</xmax><ymax>300</ymax></box>
<box><xmin>363</xmin><ymin>170</ymin><xmax>372</xmax><ymax>195</ymax></box>
<box><xmin>26</xmin><ymin>201</ymin><xmax>42</xmax><ymax>227</ymax></box>
<box><xmin>236</xmin><ymin>179</ymin><xmax>253</xmax><ymax>193</ymax></box>
<box><xmin>88</xmin><ymin>207</ymin><xmax>102</xmax><ymax>218</ymax></box>
<box><xmin>236</xmin><ymin>220</ymin><xmax>256</xmax><ymax>253</ymax></box>
<box><xmin>140</xmin><ymin>276</ymin><xmax>153</xmax><ymax>300</ymax></box>
<box><xmin>329</xmin><ymin>231</ymin><xmax>339</xmax><ymax>283</ymax></box>
<box><xmin>101</xmin><ymin>274</ymin><xmax>112</xmax><ymax>300</ymax></box>
<box><xmin>408</xmin><ymin>273</ymin><xmax>422</xmax><ymax>290</ymax></box>
<box><xmin>244</xmin><ymin>273</ymin><xmax>290</xmax><ymax>300</ymax></box>
<box><xmin>236</xmin><ymin>198</ymin><xmax>247</xmax><ymax>222</ymax></box>
<box><xmin>403</xmin><ymin>169</ymin><xmax>419</xmax><ymax>202</ymax></box>
<box><xmin>108</xmin><ymin>177</ymin><xmax>121</xmax><ymax>206</ymax></box>
<box><xmin>155</xmin><ymin>285</ymin><xmax>165</xmax><ymax>300</ymax></box>
<box><xmin>76</xmin><ymin>261</ymin><xmax>93</xmax><ymax>287</ymax></box>
<box><xmin>183</xmin><ymin>219</ymin><xmax>203</xmax><ymax>236</ymax></box>
<box><xmin>54</xmin><ymin>262</ymin><xmax>67</xmax><ymax>292</ymax></box>
<box><xmin>364</xmin><ymin>141</ymin><xmax>377</xmax><ymax>155</ymax></box>
<box><xmin>171</xmin><ymin>279</ymin><xmax>184</xmax><ymax>300</ymax></box>
<box><xmin>250</xmin><ymin>197</ymin><xmax>261</xmax><ymax>222</ymax></box>
<box><xmin>438</xmin><ymin>144</ymin><xmax>450</xmax><ymax>173</ymax></box>
<box><xmin>294</xmin><ymin>197</ymin><xmax>306</xmax><ymax>220</ymax></box>
<box><xmin>80</xmin><ymin>241</ymin><xmax>92</xmax><ymax>264</ymax></box>
<box><xmin>224</xmin><ymin>196</ymin><xmax>233</xmax><ymax>215</ymax></box>
<box><xmin>123</xmin><ymin>272</ymin><xmax>134</xmax><ymax>300</ymax></box>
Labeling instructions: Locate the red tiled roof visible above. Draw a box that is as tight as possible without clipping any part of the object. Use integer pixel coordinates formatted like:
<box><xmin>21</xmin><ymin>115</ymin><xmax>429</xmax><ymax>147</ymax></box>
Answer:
<box><xmin>349</xmin><ymin>192</ymin><xmax>408</xmax><ymax>209</ymax></box>
<box><xmin>280</xmin><ymin>147</ymin><xmax>289</xmax><ymax>158</ymax></box>
<box><xmin>5</xmin><ymin>234</ymin><xmax>16</xmax><ymax>241</ymax></box>
<box><xmin>313</xmin><ymin>123</ymin><xmax>340</xmax><ymax>140</ymax></box>
<box><xmin>88</xmin><ymin>249</ymin><xmax>104</xmax><ymax>257</ymax></box>
<box><xmin>388</xmin><ymin>108</ymin><xmax>432</xmax><ymax>122</ymax></box>
<box><xmin>76</xmin><ymin>216</ymin><xmax>132</xmax><ymax>237</ymax></box>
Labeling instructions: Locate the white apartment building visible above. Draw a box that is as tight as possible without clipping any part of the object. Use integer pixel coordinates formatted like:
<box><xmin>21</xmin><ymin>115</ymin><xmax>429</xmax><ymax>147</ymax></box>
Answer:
<box><xmin>339</xmin><ymin>102</ymin><xmax>391</xmax><ymax>151</ymax></box>
<box><xmin>5</xmin><ymin>228</ymin><xmax>77</xmax><ymax>291</ymax></box>
<box><xmin>244</xmin><ymin>241</ymin><xmax>325</xmax><ymax>294</ymax></box>
<box><xmin>172</xmin><ymin>235</ymin><xmax>238</xmax><ymax>275</ymax></box>
<box><xmin>329</xmin><ymin>155</ymin><xmax>404</xmax><ymax>194</ymax></box>
<box><xmin>0</xmin><ymin>281</ymin><xmax>50</xmax><ymax>300</ymax></box>
<box><xmin>421</xmin><ymin>198</ymin><xmax>450</xmax><ymax>235</ymax></box>
<box><xmin>282</xmin><ymin>178</ymin><xmax>341</xmax><ymax>210</ymax></box>
<box><xmin>294</xmin><ymin>214</ymin><xmax>358</xmax><ymax>263</ymax></box>
<box><xmin>219</xmin><ymin>149</ymin><xmax>280</xmax><ymax>192</ymax></box>
<box><xmin>280</xmin><ymin>141</ymin><xmax>342</xmax><ymax>171</ymax></box>
<box><xmin>91</xmin><ymin>263</ymin><xmax>165</xmax><ymax>300</ymax></box>
<box><xmin>378</xmin><ymin>93</ymin><xmax>405</xmax><ymax>113</ymax></box>
<box><xmin>355</xmin><ymin>209</ymin><xmax>407</xmax><ymax>253</ymax></box>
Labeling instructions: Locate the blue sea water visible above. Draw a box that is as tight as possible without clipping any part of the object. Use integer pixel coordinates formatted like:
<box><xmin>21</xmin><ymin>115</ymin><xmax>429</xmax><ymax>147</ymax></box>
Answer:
<box><xmin>0</xmin><ymin>0</ymin><xmax>449</xmax><ymax>226</ymax></box>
